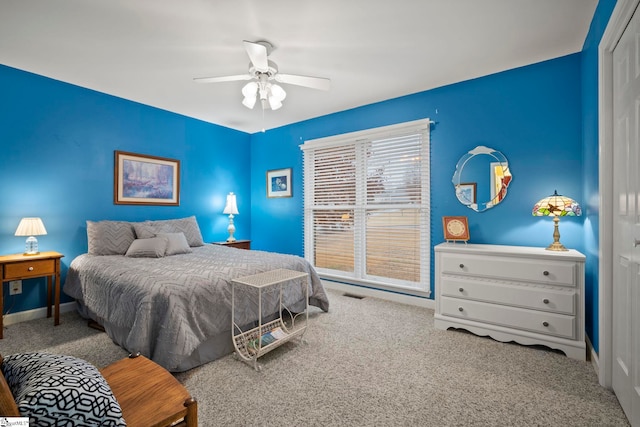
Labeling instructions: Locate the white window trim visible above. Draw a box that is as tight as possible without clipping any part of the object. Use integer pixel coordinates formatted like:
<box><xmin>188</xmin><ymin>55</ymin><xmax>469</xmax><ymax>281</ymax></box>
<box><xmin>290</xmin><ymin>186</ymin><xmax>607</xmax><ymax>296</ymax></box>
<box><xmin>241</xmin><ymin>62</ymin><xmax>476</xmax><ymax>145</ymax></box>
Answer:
<box><xmin>301</xmin><ymin>118</ymin><xmax>431</xmax><ymax>298</ymax></box>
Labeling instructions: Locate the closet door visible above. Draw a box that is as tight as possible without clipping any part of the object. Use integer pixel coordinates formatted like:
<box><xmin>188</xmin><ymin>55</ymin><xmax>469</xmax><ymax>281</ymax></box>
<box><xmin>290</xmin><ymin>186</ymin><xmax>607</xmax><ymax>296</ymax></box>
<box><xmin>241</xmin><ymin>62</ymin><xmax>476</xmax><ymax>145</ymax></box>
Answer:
<box><xmin>612</xmin><ymin>3</ymin><xmax>640</xmax><ymax>425</ymax></box>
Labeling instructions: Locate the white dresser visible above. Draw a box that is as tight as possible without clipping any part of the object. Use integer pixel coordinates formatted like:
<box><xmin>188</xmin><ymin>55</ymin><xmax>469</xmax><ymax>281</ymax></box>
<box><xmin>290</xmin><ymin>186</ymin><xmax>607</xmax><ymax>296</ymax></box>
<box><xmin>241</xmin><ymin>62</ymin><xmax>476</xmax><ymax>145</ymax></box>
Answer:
<box><xmin>434</xmin><ymin>243</ymin><xmax>586</xmax><ymax>360</ymax></box>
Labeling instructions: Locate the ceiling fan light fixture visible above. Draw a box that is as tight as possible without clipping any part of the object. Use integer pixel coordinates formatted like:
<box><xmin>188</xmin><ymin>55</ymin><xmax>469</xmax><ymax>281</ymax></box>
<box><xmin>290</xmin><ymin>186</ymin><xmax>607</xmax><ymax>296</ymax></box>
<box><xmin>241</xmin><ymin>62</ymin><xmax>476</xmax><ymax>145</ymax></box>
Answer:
<box><xmin>241</xmin><ymin>81</ymin><xmax>258</xmax><ymax>97</ymax></box>
<box><xmin>241</xmin><ymin>81</ymin><xmax>258</xmax><ymax>109</ymax></box>
<box><xmin>270</xmin><ymin>84</ymin><xmax>286</xmax><ymax>101</ymax></box>
<box><xmin>268</xmin><ymin>96</ymin><xmax>283</xmax><ymax>110</ymax></box>
<box><xmin>242</xmin><ymin>95</ymin><xmax>257</xmax><ymax>109</ymax></box>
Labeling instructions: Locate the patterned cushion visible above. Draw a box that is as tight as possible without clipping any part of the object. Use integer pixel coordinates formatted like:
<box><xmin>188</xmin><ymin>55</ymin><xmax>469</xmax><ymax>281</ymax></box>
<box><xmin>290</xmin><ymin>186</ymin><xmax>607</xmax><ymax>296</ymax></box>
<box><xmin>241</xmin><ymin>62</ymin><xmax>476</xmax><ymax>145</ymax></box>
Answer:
<box><xmin>1</xmin><ymin>353</ymin><xmax>126</xmax><ymax>426</ymax></box>
<box><xmin>125</xmin><ymin>237</ymin><xmax>168</xmax><ymax>258</ymax></box>
<box><xmin>133</xmin><ymin>216</ymin><xmax>204</xmax><ymax>247</ymax></box>
<box><xmin>156</xmin><ymin>232</ymin><xmax>192</xmax><ymax>256</ymax></box>
<box><xmin>87</xmin><ymin>220</ymin><xmax>135</xmax><ymax>255</ymax></box>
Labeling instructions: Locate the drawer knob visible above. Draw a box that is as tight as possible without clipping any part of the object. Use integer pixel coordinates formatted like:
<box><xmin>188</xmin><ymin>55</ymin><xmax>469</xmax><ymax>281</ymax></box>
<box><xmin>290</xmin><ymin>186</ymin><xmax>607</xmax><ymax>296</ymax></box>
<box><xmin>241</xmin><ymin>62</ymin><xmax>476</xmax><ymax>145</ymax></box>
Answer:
<box><xmin>543</xmin><ymin>270</ymin><xmax>549</xmax><ymax>276</ymax></box>
<box><xmin>543</xmin><ymin>321</ymin><xmax>549</xmax><ymax>327</ymax></box>
<box><xmin>543</xmin><ymin>299</ymin><xmax>549</xmax><ymax>304</ymax></box>
<box><xmin>28</xmin><ymin>266</ymin><xmax>34</xmax><ymax>271</ymax></box>
<box><xmin>458</xmin><ymin>287</ymin><xmax>464</xmax><ymax>293</ymax></box>
<box><xmin>458</xmin><ymin>306</ymin><xmax>464</xmax><ymax>312</ymax></box>
<box><xmin>459</xmin><ymin>263</ymin><xmax>464</xmax><ymax>269</ymax></box>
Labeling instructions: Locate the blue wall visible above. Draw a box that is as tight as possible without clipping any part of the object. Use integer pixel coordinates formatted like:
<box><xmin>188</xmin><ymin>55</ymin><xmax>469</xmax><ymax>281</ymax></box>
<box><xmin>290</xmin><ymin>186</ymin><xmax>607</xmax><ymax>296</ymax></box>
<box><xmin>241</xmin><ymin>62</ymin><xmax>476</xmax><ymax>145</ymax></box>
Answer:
<box><xmin>1</xmin><ymin>2</ymin><xmax>615</xmax><ymax>354</ymax></box>
<box><xmin>0</xmin><ymin>65</ymin><xmax>251</xmax><ymax>313</ymax></box>
<box><xmin>249</xmin><ymin>0</ymin><xmax>617</xmax><ymax>354</ymax></box>
<box><xmin>580</xmin><ymin>0</ymin><xmax>617</xmax><ymax>353</ymax></box>
<box><xmin>251</xmin><ymin>53</ymin><xmax>585</xmax><ymax>275</ymax></box>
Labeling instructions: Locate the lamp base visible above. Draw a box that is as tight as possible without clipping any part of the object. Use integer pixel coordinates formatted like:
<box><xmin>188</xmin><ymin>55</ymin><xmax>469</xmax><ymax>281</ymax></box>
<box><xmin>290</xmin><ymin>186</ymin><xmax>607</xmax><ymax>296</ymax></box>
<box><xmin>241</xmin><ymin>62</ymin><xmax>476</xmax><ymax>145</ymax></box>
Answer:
<box><xmin>546</xmin><ymin>241</ymin><xmax>568</xmax><ymax>251</ymax></box>
<box><xmin>545</xmin><ymin>216</ymin><xmax>569</xmax><ymax>251</ymax></box>
<box><xmin>24</xmin><ymin>236</ymin><xmax>40</xmax><ymax>255</ymax></box>
<box><xmin>227</xmin><ymin>214</ymin><xmax>236</xmax><ymax>242</ymax></box>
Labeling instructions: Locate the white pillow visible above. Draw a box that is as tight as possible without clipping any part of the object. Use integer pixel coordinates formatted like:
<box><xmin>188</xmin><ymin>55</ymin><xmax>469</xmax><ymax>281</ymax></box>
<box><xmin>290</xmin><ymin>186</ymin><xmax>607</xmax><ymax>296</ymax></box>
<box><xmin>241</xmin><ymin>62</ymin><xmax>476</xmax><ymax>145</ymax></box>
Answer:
<box><xmin>156</xmin><ymin>232</ymin><xmax>192</xmax><ymax>256</ymax></box>
<box><xmin>125</xmin><ymin>237</ymin><xmax>168</xmax><ymax>258</ymax></box>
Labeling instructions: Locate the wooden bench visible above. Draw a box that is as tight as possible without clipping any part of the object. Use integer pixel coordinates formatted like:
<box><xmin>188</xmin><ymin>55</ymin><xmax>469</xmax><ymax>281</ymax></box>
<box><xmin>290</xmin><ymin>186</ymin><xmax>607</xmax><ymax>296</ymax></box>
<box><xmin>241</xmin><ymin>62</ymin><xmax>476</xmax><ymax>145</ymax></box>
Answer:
<box><xmin>0</xmin><ymin>352</ymin><xmax>197</xmax><ymax>427</ymax></box>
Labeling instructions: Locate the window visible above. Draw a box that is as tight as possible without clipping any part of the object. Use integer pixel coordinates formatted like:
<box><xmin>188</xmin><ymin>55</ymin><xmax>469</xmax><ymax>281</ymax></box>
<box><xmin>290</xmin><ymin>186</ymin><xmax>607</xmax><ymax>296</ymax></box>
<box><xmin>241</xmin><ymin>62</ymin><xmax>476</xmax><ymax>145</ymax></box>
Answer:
<box><xmin>301</xmin><ymin>119</ymin><xmax>431</xmax><ymax>296</ymax></box>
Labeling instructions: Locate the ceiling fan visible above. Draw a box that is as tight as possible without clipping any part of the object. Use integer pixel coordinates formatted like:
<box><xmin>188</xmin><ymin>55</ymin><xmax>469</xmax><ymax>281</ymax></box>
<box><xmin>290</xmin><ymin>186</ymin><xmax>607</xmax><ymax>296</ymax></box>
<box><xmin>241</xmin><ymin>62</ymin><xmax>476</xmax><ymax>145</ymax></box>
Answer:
<box><xmin>194</xmin><ymin>40</ymin><xmax>331</xmax><ymax>111</ymax></box>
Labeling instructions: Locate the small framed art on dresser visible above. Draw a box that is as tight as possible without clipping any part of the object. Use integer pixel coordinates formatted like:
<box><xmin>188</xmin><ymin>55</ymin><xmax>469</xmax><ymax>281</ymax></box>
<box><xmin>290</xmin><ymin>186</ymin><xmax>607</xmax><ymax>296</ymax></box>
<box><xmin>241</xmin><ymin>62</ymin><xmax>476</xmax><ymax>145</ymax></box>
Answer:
<box><xmin>443</xmin><ymin>216</ymin><xmax>469</xmax><ymax>242</ymax></box>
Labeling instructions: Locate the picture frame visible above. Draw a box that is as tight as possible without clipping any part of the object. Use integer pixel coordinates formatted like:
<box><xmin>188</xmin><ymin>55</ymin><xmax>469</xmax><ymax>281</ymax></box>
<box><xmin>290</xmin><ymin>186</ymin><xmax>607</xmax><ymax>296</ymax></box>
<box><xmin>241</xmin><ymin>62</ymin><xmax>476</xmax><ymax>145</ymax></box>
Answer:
<box><xmin>443</xmin><ymin>216</ymin><xmax>470</xmax><ymax>242</ymax></box>
<box><xmin>267</xmin><ymin>168</ymin><xmax>292</xmax><ymax>198</ymax></box>
<box><xmin>114</xmin><ymin>151</ymin><xmax>180</xmax><ymax>205</ymax></box>
<box><xmin>455</xmin><ymin>182</ymin><xmax>477</xmax><ymax>205</ymax></box>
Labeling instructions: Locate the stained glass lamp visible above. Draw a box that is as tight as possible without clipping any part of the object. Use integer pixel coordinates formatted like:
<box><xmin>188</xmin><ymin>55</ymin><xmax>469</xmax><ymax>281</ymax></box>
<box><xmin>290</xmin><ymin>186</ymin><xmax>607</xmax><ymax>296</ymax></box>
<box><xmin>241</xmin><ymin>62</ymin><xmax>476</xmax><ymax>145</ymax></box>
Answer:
<box><xmin>532</xmin><ymin>190</ymin><xmax>581</xmax><ymax>251</ymax></box>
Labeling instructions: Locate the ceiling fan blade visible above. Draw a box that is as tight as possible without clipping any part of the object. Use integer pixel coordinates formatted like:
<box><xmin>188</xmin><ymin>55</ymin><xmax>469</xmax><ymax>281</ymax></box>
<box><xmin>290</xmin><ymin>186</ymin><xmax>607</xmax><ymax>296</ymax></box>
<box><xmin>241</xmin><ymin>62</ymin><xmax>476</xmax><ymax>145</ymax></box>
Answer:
<box><xmin>243</xmin><ymin>40</ymin><xmax>269</xmax><ymax>72</ymax></box>
<box><xmin>275</xmin><ymin>73</ymin><xmax>331</xmax><ymax>91</ymax></box>
<box><xmin>193</xmin><ymin>74</ymin><xmax>251</xmax><ymax>83</ymax></box>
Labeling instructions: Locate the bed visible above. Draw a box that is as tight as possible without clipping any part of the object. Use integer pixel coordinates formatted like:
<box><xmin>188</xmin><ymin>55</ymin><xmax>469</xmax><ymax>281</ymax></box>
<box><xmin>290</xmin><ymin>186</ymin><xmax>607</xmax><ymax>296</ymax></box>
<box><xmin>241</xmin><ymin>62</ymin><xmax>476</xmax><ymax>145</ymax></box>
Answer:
<box><xmin>63</xmin><ymin>217</ymin><xmax>329</xmax><ymax>372</ymax></box>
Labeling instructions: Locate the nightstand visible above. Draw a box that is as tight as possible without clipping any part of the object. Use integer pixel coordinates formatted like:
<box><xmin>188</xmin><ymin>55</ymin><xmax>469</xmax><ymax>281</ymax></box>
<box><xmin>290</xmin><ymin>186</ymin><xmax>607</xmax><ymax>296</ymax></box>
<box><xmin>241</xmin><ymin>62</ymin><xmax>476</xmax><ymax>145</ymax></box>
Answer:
<box><xmin>0</xmin><ymin>251</ymin><xmax>64</xmax><ymax>339</ymax></box>
<box><xmin>212</xmin><ymin>240</ymin><xmax>251</xmax><ymax>250</ymax></box>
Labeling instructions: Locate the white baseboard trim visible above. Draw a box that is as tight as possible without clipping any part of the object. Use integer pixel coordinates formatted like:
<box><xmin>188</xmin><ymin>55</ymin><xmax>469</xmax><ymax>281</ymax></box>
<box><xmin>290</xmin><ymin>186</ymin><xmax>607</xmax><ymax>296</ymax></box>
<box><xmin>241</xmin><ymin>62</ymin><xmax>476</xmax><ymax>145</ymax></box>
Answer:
<box><xmin>322</xmin><ymin>280</ymin><xmax>434</xmax><ymax>309</ymax></box>
<box><xmin>3</xmin><ymin>302</ymin><xmax>77</xmax><ymax>326</ymax></box>
<box><xmin>586</xmin><ymin>335</ymin><xmax>600</xmax><ymax>376</ymax></box>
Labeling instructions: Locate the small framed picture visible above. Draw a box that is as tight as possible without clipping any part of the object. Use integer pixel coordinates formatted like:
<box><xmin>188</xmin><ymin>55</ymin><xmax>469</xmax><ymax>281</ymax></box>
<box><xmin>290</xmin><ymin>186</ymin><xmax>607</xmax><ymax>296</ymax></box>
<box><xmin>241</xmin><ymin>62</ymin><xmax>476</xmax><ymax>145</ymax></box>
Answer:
<box><xmin>443</xmin><ymin>216</ymin><xmax>470</xmax><ymax>242</ymax></box>
<box><xmin>267</xmin><ymin>168</ymin><xmax>292</xmax><ymax>198</ymax></box>
<box><xmin>455</xmin><ymin>182</ymin><xmax>477</xmax><ymax>205</ymax></box>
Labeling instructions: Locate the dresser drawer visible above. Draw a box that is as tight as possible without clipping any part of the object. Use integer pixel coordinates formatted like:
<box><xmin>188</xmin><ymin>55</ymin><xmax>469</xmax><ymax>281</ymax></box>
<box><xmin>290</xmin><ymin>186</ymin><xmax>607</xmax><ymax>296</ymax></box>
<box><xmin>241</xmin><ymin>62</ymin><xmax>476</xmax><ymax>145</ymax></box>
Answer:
<box><xmin>440</xmin><ymin>253</ymin><xmax>576</xmax><ymax>287</ymax></box>
<box><xmin>440</xmin><ymin>277</ymin><xmax>576</xmax><ymax>315</ymax></box>
<box><xmin>440</xmin><ymin>296</ymin><xmax>576</xmax><ymax>339</ymax></box>
<box><xmin>3</xmin><ymin>259</ymin><xmax>54</xmax><ymax>280</ymax></box>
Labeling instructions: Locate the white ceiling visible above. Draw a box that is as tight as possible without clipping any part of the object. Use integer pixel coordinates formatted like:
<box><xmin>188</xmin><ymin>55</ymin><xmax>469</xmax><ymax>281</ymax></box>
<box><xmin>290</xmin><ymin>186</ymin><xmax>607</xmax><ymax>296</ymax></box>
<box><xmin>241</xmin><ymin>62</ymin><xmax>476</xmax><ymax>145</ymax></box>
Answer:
<box><xmin>0</xmin><ymin>0</ymin><xmax>598</xmax><ymax>134</ymax></box>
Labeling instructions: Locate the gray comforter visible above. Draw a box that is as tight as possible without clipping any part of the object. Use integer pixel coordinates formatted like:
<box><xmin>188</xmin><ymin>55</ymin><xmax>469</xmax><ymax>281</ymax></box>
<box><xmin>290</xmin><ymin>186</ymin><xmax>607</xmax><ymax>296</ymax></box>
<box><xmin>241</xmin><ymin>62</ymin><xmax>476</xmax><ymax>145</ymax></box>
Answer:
<box><xmin>64</xmin><ymin>244</ymin><xmax>329</xmax><ymax>371</ymax></box>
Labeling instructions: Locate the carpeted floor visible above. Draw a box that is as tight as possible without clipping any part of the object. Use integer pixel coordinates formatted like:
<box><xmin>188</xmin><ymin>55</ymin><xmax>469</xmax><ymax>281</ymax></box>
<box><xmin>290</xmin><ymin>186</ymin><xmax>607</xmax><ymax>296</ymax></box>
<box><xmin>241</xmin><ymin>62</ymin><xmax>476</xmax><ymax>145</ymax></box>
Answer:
<box><xmin>0</xmin><ymin>289</ymin><xmax>630</xmax><ymax>426</ymax></box>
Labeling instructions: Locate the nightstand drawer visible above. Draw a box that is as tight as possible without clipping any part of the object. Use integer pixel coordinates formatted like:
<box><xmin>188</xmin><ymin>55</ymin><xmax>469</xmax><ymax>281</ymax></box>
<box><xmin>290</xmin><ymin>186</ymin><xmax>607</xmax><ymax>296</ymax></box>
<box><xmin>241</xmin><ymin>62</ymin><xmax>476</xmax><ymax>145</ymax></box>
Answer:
<box><xmin>4</xmin><ymin>259</ymin><xmax>55</xmax><ymax>280</ymax></box>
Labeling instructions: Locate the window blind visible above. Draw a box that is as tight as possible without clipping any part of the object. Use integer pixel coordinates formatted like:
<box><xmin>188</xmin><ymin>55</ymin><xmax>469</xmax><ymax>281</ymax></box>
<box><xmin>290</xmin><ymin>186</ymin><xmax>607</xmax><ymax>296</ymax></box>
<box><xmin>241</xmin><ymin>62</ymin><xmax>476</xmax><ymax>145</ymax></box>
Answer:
<box><xmin>301</xmin><ymin>119</ymin><xmax>431</xmax><ymax>295</ymax></box>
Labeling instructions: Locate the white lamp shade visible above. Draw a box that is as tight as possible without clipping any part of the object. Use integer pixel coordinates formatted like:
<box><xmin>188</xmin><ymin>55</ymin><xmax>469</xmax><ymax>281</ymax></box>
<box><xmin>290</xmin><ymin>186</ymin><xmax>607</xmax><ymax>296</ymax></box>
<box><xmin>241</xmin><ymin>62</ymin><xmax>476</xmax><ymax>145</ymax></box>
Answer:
<box><xmin>268</xmin><ymin>96</ymin><xmax>283</xmax><ymax>110</ymax></box>
<box><xmin>15</xmin><ymin>217</ymin><xmax>47</xmax><ymax>236</ymax></box>
<box><xmin>242</xmin><ymin>95</ymin><xmax>257</xmax><ymax>109</ymax></box>
<box><xmin>270</xmin><ymin>84</ymin><xmax>286</xmax><ymax>101</ymax></box>
<box><xmin>223</xmin><ymin>193</ymin><xmax>239</xmax><ymax>215</ymax></box>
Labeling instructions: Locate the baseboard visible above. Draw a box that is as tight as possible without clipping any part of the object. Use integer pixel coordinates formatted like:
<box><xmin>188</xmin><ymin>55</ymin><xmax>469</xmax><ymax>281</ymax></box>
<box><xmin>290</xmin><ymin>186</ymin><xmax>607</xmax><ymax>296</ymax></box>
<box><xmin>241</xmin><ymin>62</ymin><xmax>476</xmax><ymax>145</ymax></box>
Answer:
<box><xmin>3</xmin><ymin>302</ymin><xmax>77</xmax><ymax>326</ymax></box>
<box><xmin>586</xmin><ymin>335</ymin><xmax>600</xmax><ymax>376</ymax></box>
<box><xmin>322</xmin><ymin>280</ymin><xmax>434</xmax><ymax>309</ymax></box>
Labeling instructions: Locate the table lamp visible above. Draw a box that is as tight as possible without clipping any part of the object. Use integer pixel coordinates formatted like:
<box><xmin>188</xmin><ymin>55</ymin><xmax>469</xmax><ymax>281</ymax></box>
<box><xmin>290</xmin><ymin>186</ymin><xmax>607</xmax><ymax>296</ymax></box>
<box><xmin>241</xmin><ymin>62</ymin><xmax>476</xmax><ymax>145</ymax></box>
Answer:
<box><xmin>223</xmin><ymin>192</ymin><xmax>239</xmax><ymax>242</ymax></box>
<box><xmin>532</xmin><ymin>190</ymin><xmax>581</xmax><ymax>251</ymax></box>
<box><xmin>15</xmin><ymin>217</ymin><xmax>47</xmax><ymax>255</ymax></box>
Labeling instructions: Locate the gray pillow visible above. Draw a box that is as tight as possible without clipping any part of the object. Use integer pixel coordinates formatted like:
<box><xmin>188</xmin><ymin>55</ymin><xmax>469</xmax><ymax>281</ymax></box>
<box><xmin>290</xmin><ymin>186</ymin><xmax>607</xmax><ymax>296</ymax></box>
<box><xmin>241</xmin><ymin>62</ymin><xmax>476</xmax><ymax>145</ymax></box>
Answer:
<box><xmin>125</xmin><ymin>237</ymin><xmax>168</xmax><ymax>258</ymax></box>
<box><xmin>156</xmin><ymin>232</ymin><xmax>192</xmax><ymax>256</ymax></box>
<box><xmin>133</xmin><ymin>216</ymin><xmax>204</xmax><ymax>247</ymax></box>
<box><xmin>87</xmin><ymin>220</ymin><xmax>135</xmax><ymax>255</ymax></box>
<box><xmin>1</xmin><ymin>352</ymin><xmax>126</xmax><ymax>426</ymax></box>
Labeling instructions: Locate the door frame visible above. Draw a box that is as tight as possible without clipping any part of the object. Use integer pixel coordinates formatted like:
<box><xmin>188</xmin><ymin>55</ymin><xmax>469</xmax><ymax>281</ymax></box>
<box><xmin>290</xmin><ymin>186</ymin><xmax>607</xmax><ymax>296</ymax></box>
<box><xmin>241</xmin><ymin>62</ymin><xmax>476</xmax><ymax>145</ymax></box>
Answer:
<box><xmin>598</xmin><ymin>0</ymin><xmax>639</xmax><ymax>388</ymax></box>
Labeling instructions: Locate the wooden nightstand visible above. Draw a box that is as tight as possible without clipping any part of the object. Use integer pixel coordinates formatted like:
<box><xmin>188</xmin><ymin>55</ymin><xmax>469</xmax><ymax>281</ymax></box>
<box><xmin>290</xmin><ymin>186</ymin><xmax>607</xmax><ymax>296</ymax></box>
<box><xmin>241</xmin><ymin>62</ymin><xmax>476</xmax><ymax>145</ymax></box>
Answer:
<box><xmin>212</xmin><ymin>240</ymin><xmax>251</xmax><ymax>250</ymax></box>
<box><xmin>0</xmin><ymin>251</ymin><xmax>64</xmax><ymax>339</ymax></box>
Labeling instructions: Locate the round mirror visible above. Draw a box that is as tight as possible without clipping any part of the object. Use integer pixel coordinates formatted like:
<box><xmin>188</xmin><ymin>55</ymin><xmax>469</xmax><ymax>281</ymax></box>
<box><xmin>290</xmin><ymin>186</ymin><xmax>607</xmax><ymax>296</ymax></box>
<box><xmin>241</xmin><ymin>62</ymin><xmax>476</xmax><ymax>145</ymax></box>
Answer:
<box><xmin>452</xmin><ymin>146</ymin><xmax>512</xmax><ymax>212</ymax></box>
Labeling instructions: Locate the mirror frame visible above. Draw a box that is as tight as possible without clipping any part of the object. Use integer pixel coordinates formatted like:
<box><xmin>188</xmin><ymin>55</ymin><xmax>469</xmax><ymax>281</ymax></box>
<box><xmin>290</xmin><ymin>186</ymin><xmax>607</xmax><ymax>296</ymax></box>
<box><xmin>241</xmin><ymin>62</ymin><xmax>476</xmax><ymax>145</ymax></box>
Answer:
<box><xmin>452</xmin><ymin>145</ymin><xmax>512</xmax><ymax>212</ymax></box>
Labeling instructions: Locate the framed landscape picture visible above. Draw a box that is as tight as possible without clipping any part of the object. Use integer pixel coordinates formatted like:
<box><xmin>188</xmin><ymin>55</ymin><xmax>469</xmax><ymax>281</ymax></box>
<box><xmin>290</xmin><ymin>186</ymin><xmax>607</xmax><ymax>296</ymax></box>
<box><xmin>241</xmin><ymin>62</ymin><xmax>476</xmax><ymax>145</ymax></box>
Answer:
<box><xmin>267</xmin><ymin>168</ymin><xmax>292</xmax><ymax>198</ymax></box>
<box><xmin>114</xmin><ymin>151</ymin><xmax>180</xmax><ymax>205</ymax></box>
